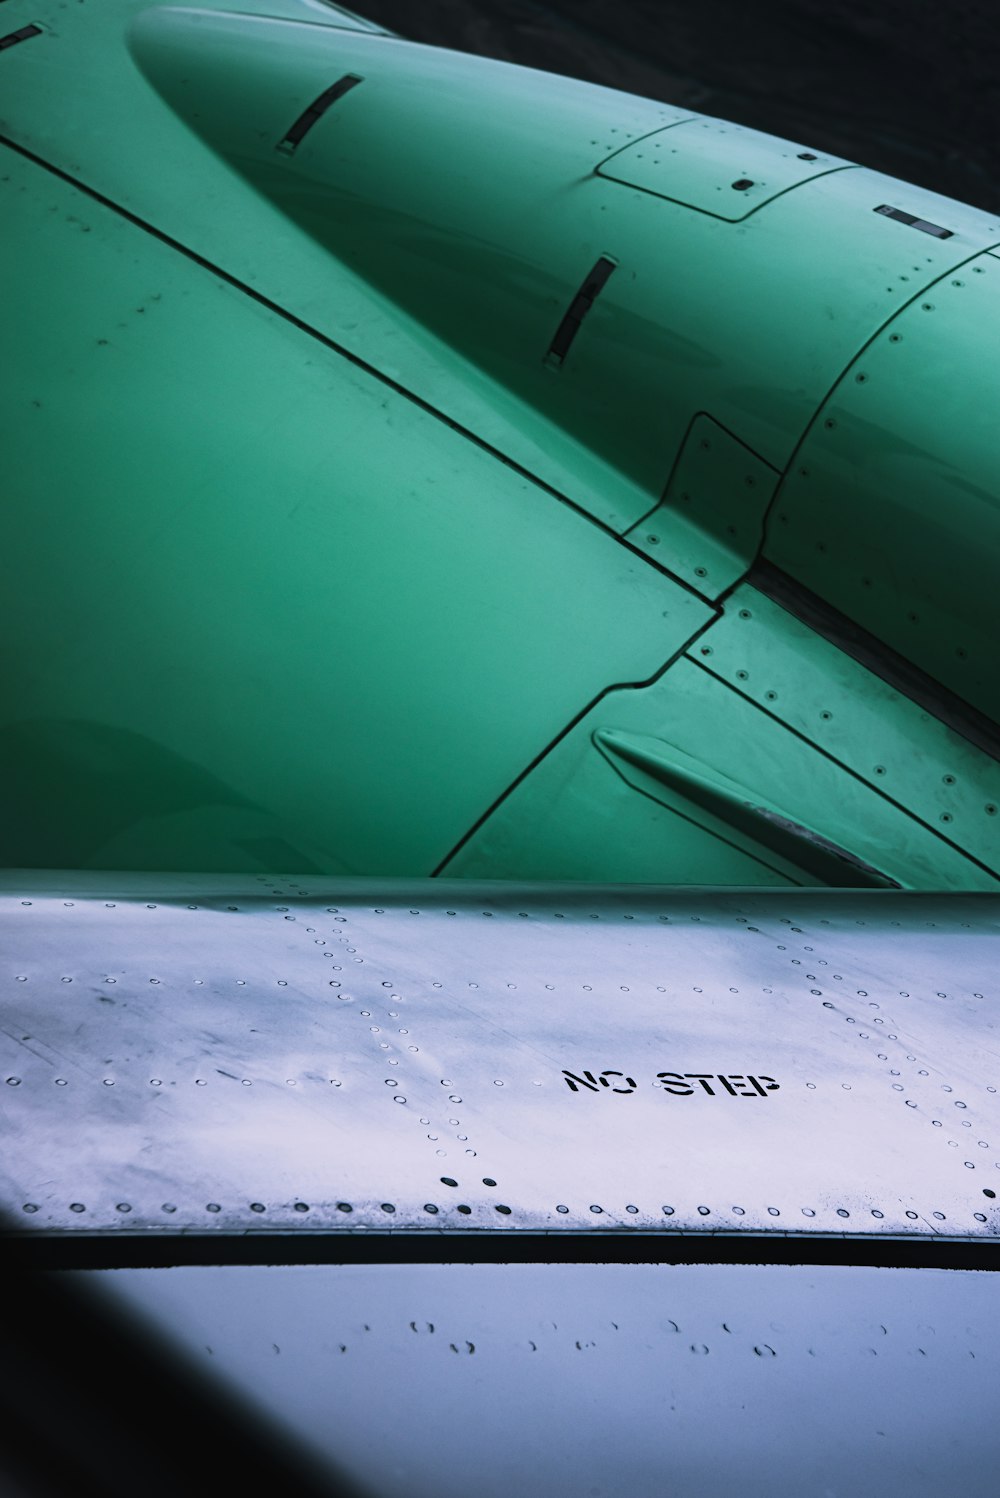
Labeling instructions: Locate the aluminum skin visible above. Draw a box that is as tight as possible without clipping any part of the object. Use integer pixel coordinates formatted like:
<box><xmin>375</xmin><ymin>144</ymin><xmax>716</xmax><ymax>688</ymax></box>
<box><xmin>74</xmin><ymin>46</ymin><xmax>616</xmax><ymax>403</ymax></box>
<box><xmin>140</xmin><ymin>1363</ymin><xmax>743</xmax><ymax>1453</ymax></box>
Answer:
<box><xmin>3</xmin><ymin>875</ymin><xmax>999</xmax><ymax>1251</ymax></box>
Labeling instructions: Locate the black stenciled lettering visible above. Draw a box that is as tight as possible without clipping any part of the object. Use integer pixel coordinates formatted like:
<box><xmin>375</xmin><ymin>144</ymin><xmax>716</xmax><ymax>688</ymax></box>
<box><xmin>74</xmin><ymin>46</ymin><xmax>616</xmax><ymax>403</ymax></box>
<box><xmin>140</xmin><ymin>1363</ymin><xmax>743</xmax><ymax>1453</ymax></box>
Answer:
<box><xmin>599</xmin><ymin>1070</ymin><xmax>637</xmax><ymax>1093</ymax></box>
<box><xmin>724</xmin><ymin>1075</ymin><xmax>759</xmax><ymax>1097</ymax></box>
<box><xmin>657</xmin><ymin>1072</ymin><xmax>694</xmax><ymax>1096</ymax></box>
<box><xmin>569</xmin><ymin>1068</ymin><xmax>781</xmax><ymax>1094</ymax></box>
<box><xmin>685</xmin><ymin>1073</ymin><xmax>717</xmax><ymax>1095</ymax></box>
<box><xmin>563</xmin><ymin>1069</ymin><xmax>601</xmax><ymax>1093</ymax></box>
<box><xmin>747</xmin><ymin>1075</ymin><xmax>780</xmax><ymax>1095</ymax></box>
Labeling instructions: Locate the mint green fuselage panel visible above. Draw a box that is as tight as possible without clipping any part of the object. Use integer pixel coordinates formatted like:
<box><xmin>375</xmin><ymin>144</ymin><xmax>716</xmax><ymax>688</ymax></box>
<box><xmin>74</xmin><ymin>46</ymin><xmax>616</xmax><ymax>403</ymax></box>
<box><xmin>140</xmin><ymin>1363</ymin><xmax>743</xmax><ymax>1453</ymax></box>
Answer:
<box><xmin>1</xmin><ymin>1</ymin><xmax>998</xmax><ymax>887</ymax></box>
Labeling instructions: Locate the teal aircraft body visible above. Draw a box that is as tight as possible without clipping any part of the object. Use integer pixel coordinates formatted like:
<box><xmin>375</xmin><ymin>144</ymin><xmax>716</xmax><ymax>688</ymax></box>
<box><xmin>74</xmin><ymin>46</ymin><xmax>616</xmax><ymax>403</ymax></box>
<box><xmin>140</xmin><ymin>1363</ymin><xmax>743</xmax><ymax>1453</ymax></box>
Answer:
<box><xmin>2</xmin><ymin>4</ymin><xmax>1000</xmax><ymax>1494</ymax></box>
<box><xmin>1</xmin><ymin>0</ymin><xmax>998</xmax><ymax>889</ymax></box>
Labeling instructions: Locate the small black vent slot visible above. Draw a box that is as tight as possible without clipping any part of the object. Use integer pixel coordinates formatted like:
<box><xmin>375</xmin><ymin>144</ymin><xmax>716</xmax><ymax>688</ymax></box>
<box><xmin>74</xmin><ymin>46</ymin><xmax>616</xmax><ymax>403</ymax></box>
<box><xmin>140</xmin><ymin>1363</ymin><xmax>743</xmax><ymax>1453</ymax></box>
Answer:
<box><xmin>874</xmin><ymin>204</ymin><xmax>953</xmax><ymax>239</ymax></box>
<box><xmin>0</xmin><ymin>23</ymin><xmax>42</xmax><ymax>51</ymax></box>
<box><xmin>546</xmin><ymin>255</ymin><xmax>617</xmax><ymax>366</ymax></box>
<box><xmin>277</xmin><ymin>74</ymin><xmax>364</xmax><ymax>155</ymax></box>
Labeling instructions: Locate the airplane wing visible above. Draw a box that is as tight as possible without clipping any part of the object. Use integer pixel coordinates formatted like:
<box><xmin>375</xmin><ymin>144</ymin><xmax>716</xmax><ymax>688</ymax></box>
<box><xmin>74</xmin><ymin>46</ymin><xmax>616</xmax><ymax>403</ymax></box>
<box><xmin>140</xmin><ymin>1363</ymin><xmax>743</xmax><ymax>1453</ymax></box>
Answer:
<box><xmin>4</xmin><ymin>873</ymin><xmax>999</xmax><ymax>1261</ymax></box>
<box><xmin>3</xmin><ymin>0</ymin><xmax>1000</xmax><ymax>1491</ymax></box>
<box><xmin>3</xmin><ymin>873</ymin><xmax>1000</xmax><ymax>1494</ymax></box>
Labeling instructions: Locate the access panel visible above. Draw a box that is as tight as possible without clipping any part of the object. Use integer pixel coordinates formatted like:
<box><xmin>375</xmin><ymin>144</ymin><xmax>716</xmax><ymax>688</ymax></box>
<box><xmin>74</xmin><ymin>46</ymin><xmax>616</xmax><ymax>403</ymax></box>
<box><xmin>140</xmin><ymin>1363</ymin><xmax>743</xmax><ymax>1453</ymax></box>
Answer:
<box><xmin>597</xmin><ymin>117</ymin><xmax>851</xmax><ymax>220</ymax></box>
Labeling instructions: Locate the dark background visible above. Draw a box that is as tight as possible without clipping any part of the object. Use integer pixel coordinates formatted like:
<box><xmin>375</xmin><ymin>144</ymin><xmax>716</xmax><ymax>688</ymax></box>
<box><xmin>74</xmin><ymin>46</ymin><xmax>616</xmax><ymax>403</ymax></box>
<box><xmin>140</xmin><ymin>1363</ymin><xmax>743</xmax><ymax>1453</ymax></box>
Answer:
<box><xmin>353</xmin><ymin>0</ymin><xmax>1000</xmax><ymax>213</ymax></box>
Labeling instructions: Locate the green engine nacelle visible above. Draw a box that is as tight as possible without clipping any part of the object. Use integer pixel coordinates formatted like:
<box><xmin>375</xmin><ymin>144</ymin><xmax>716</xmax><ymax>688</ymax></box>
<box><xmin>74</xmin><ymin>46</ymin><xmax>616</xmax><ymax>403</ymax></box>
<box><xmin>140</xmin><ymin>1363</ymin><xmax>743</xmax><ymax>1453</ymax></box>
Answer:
<box><xmin>1</xmin><ymin>1</ymin><xmax>998</xmax><ymax>888</ymax></box>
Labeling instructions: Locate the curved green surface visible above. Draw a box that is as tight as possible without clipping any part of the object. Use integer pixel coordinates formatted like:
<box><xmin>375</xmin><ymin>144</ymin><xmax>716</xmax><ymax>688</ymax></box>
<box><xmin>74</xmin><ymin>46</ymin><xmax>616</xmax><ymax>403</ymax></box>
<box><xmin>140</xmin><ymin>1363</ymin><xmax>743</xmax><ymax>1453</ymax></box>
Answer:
<box><xmin>766</xmin><ymin>254</ymin><xmax>1000</xmax><ymax>723</ymax></box>
<box><xmin>0</xmin><ymin>0</ymin><xmax>997</xmax><ymax>886</ymax></box>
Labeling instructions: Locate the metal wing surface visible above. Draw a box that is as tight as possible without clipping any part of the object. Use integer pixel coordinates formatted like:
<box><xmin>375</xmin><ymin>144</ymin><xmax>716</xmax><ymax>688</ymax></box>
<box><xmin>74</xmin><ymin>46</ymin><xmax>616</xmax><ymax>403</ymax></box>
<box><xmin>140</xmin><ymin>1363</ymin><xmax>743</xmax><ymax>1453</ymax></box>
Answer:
<box><xmin>4</xmin><ymin>873</ymin><xmax>997</xmax><ymax>1261</ymax></box>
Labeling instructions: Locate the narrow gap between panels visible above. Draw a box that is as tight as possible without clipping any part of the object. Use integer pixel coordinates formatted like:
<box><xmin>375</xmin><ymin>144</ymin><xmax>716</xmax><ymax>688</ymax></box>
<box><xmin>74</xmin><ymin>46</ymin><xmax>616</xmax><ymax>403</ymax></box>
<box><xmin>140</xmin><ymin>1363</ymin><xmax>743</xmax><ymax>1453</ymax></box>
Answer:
<box><xmin>277</xmin><ymin>74</ymin><xmax>364</xmax><ymax>155</ymax></box>
<box><xmin>0</xmin><ymin>23</ymin><xmax>42</xmax><ymax>50</ymax></box>
<box><xmin>546</xmin><ymin>256</ymin><xmax>617</xmax><ymax>365</ymax></box>
<box><xmin>5</xmin><ymin>1230</ymin><xmax>998</xmax><ymax>1272</ymax></box>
